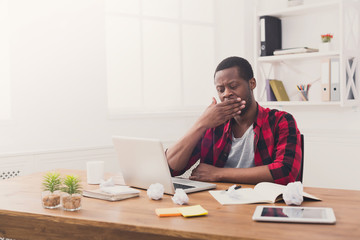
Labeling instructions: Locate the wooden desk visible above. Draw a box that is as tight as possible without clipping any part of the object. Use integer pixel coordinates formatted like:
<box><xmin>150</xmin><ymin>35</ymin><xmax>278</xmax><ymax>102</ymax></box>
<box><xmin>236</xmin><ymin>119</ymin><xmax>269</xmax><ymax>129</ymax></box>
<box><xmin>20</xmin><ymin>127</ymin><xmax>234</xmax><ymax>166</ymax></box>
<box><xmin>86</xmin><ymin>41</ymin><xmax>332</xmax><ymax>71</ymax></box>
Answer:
<box><xmin>0</xmin><ymin>169</ymin><xmax>359</xmax><ymax>240</ymax></box>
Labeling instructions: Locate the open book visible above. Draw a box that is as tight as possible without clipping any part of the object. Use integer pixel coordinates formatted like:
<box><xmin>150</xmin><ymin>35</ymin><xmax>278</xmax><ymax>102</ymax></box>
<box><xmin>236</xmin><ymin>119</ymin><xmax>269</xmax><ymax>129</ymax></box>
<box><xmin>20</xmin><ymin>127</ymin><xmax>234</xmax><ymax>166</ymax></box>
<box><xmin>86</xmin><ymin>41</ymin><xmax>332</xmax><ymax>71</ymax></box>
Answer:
<box><xmin>209</xmin><ymin>182</ymin><xmax>321</xmax><ymax>205</ymax></box>
<box><xmin>83</xmin><ymin>186</ymin><xmax>140</xmax><ymax>201</ymax></box>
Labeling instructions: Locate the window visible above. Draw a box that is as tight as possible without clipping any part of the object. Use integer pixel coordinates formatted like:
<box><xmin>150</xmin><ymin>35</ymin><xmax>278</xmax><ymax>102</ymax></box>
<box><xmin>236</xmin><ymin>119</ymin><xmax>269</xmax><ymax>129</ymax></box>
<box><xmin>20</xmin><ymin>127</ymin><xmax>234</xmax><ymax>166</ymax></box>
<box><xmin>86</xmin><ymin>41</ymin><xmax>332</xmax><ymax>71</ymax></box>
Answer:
<box><xmin>106</xmin><ymin>0</ymin><xmax>216</xmax><ymax>116</ymax></box>
<box><xmin>0</xmin><ymin>0</ymin><xmax>11</xmax><ymax>120</ymax></box>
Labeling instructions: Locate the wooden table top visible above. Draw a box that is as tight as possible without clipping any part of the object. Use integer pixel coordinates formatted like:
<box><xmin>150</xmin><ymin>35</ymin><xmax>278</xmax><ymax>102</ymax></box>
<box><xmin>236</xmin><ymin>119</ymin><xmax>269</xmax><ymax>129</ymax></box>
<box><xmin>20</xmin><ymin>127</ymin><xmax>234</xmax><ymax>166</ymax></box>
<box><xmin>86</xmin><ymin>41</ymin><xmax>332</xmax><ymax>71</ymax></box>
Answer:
<box><xmin>0</xmin><ymin>169</ymin><xmax>359</xmax><ymax>240</ymax></box>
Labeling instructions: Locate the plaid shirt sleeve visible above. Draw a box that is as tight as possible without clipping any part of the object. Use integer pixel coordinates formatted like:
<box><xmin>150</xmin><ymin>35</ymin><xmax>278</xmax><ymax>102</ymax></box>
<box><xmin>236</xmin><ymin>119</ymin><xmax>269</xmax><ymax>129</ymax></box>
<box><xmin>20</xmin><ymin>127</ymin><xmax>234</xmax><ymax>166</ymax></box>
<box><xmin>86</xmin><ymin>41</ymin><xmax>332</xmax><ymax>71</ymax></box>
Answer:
<box><xmin>169</xmin><ymin>136</ymin><xmax>203</xmax><ymax>176</ymax></box>
<box><xmin>255</xmin><ymin>108</ymin><xmax>302</xmax><ymax>185</ymax></box>
<box><xmin>169</xmin><ymin>122</ymin><xmax>232</xmax><ymax>176</ymax></box>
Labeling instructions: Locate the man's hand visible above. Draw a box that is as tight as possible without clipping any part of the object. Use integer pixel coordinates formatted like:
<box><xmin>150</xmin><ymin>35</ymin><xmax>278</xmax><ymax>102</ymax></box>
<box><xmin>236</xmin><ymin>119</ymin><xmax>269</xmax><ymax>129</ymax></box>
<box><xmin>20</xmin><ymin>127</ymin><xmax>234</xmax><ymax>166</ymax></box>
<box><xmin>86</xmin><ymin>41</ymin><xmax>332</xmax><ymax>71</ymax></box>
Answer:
<box><xmin>189</xmin><ymin>163</ymin><xmax>274</xmax><ymax>184</ymax></box>
<box><xmin>196</xmin><ymin>97</ymin><xmax>245</xmax><ymax>130</ymax></box>
<box><xmin>189</xmin><ymin>163</ymin><xmax>222</xmax><ymax>182</ymax></box>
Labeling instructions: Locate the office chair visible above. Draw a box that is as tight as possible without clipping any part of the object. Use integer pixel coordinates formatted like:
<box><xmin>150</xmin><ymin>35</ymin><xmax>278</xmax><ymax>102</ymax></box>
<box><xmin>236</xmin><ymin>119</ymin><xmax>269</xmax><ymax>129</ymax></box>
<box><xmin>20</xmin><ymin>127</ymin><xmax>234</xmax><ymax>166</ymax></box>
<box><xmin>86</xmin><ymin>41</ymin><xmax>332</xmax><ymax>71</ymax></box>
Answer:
<box><xmin>298</xmin><ymin>134</ymin><xmax>304</xmax><ymax>183</ymax></box>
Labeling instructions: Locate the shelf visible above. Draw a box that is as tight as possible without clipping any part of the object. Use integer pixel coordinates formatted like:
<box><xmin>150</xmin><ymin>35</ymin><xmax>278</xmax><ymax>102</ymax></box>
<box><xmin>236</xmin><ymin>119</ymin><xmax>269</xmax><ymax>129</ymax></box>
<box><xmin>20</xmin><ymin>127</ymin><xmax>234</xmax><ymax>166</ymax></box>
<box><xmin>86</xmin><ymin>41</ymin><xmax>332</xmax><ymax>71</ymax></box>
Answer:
<box><xmin>259</xmin><ymin>101</ymin><xmax>341</xmax><ymax>107</ymax></box>
<box><xmin>256</xmin><ymin>1</ymin><xmax>339</xmax><ymax>18</ymax></box>
<box><xmin>257</xmin><ymin>51</ymin><xmax>340</xmax><ymax>63</ymax></box>
<box><xmin>255</xmin><ymin>0</ymin><xmax>360</xmax><ymax>107</ymax></box>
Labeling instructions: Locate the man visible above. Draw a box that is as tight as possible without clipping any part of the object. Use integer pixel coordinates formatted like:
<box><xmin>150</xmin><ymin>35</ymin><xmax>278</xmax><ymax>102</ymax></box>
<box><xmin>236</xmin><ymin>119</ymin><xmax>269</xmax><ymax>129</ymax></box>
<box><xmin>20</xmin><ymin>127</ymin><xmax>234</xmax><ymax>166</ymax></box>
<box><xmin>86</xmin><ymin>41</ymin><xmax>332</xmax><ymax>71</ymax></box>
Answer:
<box><xmin>166</xmin><ymin>56</ymin><xmax>302</xmax><ymax>185</ymax></box>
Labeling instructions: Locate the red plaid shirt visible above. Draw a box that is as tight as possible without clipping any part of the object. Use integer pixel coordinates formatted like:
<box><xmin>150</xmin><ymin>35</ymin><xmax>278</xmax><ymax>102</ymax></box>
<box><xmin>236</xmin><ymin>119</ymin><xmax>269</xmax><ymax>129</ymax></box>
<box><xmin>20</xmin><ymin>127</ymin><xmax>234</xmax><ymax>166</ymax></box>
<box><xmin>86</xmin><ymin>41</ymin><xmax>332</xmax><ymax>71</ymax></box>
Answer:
<box><xmin>171</xmin><ymin>103</ymin><xmax>302</xmax><ymax>185</ymax></box>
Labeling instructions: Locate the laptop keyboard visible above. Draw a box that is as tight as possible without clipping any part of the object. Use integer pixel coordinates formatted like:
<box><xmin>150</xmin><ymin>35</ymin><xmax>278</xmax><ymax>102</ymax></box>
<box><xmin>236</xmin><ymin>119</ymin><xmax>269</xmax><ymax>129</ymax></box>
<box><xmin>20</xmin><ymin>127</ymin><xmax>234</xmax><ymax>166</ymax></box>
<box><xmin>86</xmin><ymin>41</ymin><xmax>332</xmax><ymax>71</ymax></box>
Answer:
<box><xmin>173</xmin><ymin>183</ymin><xmax>195</xmax><ymax>190</ymax></box>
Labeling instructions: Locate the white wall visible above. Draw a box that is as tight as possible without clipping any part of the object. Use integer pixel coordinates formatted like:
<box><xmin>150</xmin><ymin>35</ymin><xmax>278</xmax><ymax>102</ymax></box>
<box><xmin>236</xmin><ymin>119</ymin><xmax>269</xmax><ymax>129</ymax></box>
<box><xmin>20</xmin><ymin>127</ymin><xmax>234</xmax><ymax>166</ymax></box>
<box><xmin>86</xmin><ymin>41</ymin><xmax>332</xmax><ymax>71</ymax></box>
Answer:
<box><xmin>0</xmin><ymin>0</ymin><xmax>225</xmax><ymax>176</ymax></box>
<box><xmin>1</xmin><ymin>0</ymin><xmax>201</xmax><ymax>155</ymax></box>
<box><xmin>1</xmin><ymin>0</ymin><xmax>246</xmax><ymax>155</ymax></box>
<box><xmin>214</xmin><ymin>0</ymin><xmax>247</xmax><ymax>62</ymax></box>
<box><xmin>1</xmin><ymin>0</ymin><xmax>360</xmax><ymax>190</ymax></box>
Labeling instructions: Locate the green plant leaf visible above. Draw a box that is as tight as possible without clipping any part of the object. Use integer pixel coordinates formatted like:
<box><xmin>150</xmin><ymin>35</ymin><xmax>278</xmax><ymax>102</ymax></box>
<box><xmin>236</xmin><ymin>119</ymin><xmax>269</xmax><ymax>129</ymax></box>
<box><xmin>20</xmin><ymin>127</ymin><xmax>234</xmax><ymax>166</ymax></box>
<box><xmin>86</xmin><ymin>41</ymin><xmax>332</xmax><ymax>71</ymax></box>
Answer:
<box><xmin>42</xmin><ymin>172</ymin><xmax>61</xmax><ymax>193</ymax></box>
<box><xmin>62</xmin><ymin>175</ymin><xmax>82</xmax><ymax>195</ymax></box>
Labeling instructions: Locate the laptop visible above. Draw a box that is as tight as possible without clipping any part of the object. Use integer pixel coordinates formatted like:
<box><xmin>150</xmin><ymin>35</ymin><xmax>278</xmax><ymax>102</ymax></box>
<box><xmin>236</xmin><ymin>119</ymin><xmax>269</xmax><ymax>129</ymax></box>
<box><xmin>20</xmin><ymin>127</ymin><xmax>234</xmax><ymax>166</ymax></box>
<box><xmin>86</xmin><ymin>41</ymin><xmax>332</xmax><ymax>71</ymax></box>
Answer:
<box><xmin>112</xmin><ymin>136</ymin><xmax>216</xmax><ymax>195</ymax></box>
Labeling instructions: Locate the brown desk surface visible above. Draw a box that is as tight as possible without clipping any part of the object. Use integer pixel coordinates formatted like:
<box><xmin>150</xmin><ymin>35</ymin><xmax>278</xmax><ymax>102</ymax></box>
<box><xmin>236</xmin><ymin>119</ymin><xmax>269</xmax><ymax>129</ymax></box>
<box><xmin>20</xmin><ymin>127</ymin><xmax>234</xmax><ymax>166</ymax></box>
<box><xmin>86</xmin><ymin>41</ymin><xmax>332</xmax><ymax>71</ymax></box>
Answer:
<box><xmin>0</xmin><ymin>169</ymin><xmax>359</xmax><ymax>240</ymax></box>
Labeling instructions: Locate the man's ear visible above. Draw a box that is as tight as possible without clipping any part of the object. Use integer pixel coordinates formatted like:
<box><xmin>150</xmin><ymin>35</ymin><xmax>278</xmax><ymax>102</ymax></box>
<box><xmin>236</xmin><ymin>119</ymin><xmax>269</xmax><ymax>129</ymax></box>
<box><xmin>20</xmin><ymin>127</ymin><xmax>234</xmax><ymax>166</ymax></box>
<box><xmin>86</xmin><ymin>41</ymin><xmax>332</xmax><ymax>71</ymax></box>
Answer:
<box><xmin>249</xmin><ymin>78</ymin><xmax>256</xmax><ymax>90</ymax></box>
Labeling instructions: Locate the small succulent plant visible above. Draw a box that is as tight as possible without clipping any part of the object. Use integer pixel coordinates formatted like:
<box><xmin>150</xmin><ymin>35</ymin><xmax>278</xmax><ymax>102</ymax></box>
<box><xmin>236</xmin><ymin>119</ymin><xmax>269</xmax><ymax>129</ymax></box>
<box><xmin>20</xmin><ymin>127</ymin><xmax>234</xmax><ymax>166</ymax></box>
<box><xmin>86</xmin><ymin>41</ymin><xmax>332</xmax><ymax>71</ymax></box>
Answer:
<box><xmin>62</xmin><ymin>175</ymin><xmax>82</xmax><ymax>195</ymax></box>
<box><xmin>42</xmin><ymin>171</ymin><xmax>62</xmax><ymax>209</ymax></box>
<box><xmin>61</xmin><ymin>174</ymin><xmax>82</xmax><ymax>211</ymax></box>
<box><xmin>42</xmin><ymin>172</ymin><xmax>61</xmax><ymax>193</ymax></box>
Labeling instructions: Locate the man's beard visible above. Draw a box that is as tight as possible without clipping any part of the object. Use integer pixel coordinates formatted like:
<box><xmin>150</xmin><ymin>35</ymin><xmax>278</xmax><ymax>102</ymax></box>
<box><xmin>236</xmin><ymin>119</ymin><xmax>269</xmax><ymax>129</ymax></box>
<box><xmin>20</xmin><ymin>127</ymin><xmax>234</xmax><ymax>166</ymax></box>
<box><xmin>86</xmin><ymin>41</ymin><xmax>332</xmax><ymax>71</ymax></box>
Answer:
<box><xmin>239</xmin><ymin>85</ymin><xmax>253</xmax><ymax>116</ymax></box>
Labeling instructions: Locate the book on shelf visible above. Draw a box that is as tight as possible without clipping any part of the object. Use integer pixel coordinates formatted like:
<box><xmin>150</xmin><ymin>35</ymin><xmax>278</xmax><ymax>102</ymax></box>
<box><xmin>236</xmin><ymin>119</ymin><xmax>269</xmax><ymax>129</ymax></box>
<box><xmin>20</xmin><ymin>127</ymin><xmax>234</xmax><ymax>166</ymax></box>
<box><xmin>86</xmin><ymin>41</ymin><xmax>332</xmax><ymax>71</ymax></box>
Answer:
<box><xmin>330</xmin><ymin>58</ymin><xmax>340</xmax><ymax>101</ymax></box>
<box><xmin>83</xmin><ymin>186</ymin><xmax>140</xmax><ymax>201</ymax></box>
<box><xmin>321</xmin><ymin>59</ymin><xmax>331</xmax><ymax>101</ymax></box>
<box><xmin>209</xmin><ymin>182</ymin><xmax>321</xmax><ymax>205</ymax></box>
<box><xmin>265</xmin><ymin>79</ymin><xmax>277</xmax><ymax>101</ymax></box>
<box><xmin>260</xmin><ymin>16</ymin><xmax>282</xmax><ymax>56</ymax></box>
<box><xmin>269</xmin><ymin>79</ymin><xmax>290</xmax><ymax>101</ymax></box>
<box><xmin>321</xmin><ymin>57</ymin><xmax>341</xmax><ymax>102</ymax></box>
<box><xmin>273</xmin><ymin>47</ymin><xmax>319</xmax><ymax>56</ymax></box>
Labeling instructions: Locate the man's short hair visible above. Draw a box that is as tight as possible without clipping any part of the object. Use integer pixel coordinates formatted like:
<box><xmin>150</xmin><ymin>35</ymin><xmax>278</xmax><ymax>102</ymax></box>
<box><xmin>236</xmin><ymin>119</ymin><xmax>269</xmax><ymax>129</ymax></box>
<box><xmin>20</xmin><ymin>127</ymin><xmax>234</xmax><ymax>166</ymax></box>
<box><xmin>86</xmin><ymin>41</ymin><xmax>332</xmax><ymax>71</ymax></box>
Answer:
<box><xmin>214</xmin><ymin>56</ymin><xmax>254</xmax><ymax>81</ymax></box>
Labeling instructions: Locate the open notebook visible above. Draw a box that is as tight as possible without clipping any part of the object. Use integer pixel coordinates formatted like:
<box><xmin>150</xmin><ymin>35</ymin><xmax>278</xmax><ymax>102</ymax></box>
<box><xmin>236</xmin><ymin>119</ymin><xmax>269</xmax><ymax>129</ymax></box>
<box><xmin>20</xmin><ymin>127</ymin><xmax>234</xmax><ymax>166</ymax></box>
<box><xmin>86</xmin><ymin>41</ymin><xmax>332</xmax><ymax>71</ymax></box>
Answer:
<box><xmin>210</xmin><ymin>182</ymin><xmax>320</xmax><ymax>205</ymax></box>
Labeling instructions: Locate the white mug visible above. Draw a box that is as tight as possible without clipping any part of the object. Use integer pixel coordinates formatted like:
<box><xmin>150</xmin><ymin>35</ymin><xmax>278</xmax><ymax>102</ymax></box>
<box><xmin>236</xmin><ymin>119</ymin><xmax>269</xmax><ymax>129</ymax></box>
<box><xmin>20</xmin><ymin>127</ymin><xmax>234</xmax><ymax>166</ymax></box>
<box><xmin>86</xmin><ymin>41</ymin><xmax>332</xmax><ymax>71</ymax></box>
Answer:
<box><xmin>86</xmin><ymin>161</ymin><xmax>104</xmax><ymax>184</ymax></box>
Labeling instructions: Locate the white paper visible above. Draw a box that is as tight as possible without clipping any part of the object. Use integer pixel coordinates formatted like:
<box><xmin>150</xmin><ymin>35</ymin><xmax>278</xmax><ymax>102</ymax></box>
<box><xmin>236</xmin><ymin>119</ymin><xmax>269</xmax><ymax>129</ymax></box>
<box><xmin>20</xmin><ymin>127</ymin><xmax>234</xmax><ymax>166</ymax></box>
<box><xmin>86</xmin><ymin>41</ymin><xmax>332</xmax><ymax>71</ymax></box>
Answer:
<box><xmin>100</xmin><ymin>178</ymin><xmax>115</xmax><ymax>188</ymax></box>
<box><xmin>209</xmin><ymin>188</ymin><xmax>271</xmax><ymax>205</ymax></box>
<box><xmin>147</xmin><ymin>183</ymin><xmax>164</xmax><ymax>200</ymax></box>
<box><xmin>283</xmin><ymin>181</ymin><xmax>303</xmax><ymax>206</ymax></box>
<box><xmin>171</xmin><ymin>189</ymin><xmax>189</xmax><ymax>205</ymax></box>
<box><xmin>101</xmin><ymin>186</ymin><xmax>140</xmax><ymax>195</ymax></box>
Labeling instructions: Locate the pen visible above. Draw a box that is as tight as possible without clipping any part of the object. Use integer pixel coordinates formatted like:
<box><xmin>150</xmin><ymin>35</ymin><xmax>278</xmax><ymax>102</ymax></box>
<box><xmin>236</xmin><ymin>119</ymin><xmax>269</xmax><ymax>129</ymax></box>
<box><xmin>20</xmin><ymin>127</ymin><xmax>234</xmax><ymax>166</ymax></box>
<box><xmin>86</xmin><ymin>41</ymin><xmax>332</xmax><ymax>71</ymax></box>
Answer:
<box><xmin>226</xmin><ymin>185</ymin><xmax>242</xmax><ymax>191</ymax></box>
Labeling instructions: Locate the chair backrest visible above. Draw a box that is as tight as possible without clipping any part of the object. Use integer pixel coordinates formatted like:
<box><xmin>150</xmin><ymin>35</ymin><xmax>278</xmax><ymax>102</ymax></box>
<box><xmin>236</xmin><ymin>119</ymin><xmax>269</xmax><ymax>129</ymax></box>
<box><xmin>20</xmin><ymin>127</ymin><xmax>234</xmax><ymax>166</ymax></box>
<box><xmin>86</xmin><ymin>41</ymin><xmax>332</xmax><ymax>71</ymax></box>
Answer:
<box><xmin>298</xmin><ymin>134</ymin><xmax>304</xmax><ymax>182</ymax></box>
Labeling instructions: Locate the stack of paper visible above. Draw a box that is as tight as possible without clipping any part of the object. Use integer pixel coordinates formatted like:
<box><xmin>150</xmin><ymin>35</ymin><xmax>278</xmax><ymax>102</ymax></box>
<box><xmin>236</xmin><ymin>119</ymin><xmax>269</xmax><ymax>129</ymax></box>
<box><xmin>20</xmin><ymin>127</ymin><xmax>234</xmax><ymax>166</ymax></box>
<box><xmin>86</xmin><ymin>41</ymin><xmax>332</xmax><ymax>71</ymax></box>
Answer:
<box><xmin>83</xmin><ymin>186</ymin><xmax>140</xmax><ymax>201</ymax></box>
<box><xmin>273</xmin><ymin>47</ymin><xmax>318</xmax><ymax>55</ymax></box>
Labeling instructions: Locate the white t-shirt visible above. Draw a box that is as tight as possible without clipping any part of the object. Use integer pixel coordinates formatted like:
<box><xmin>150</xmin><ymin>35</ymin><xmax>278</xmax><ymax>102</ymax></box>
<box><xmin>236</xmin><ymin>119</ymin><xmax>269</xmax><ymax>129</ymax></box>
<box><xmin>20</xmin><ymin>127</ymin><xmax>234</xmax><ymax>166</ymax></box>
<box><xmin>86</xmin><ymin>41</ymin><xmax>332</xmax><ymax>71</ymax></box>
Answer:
<box><xmin>224</xmin><ymin>125</ymin><xmax>255</xmax><ymax>168</ymax></box>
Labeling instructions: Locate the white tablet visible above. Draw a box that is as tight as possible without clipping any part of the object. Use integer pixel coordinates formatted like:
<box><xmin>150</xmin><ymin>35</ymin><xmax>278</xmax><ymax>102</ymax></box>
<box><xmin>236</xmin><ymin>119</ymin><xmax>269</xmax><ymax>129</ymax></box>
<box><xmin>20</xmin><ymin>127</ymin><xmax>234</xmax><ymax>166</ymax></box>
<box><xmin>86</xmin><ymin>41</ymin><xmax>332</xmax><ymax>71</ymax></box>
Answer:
<box><xmin>252</xmin><ymin>206</ymin><xmax>336</xmax><ymax>224</ymax></box>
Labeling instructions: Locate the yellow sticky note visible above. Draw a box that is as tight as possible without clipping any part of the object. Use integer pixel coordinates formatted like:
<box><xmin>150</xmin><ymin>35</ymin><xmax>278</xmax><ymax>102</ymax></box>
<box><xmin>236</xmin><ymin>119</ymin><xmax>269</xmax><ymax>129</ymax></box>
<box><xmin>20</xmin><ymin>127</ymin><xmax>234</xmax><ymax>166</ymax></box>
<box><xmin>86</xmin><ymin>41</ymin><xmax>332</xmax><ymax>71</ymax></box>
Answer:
<box><xmin>155</xmin><ymin>207</ymin><xmax>182</xmax><ymax>217</ymax></box>
<box><xmin>178</xmin><ymin>205</ymin><xmax>208</xmax><ymax>218</ymax></box>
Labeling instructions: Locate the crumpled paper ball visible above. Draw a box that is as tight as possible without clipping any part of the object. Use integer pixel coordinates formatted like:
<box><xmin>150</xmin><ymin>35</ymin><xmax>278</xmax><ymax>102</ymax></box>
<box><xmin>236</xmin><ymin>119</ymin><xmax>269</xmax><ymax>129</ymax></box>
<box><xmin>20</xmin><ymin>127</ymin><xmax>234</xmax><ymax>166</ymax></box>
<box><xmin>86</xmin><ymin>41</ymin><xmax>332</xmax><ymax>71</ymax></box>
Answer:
<box><xmin>282</xmin><ymin>181</ymin><xmax>303</xmax><ymax>205</ymax></box>
<box><xmin>171</xmin><ymin>189</ymin><xmax>189</xmax><ymax>205</ymax></box>
<box><xmin>99</xmin><ymin>178</ymin><xmax>115</xmax><ymax>188</ymax></box>
<box><xmin>147</xmin><ymin>183</ymin><xmax>164</xmax><ymax>200</ymax></box>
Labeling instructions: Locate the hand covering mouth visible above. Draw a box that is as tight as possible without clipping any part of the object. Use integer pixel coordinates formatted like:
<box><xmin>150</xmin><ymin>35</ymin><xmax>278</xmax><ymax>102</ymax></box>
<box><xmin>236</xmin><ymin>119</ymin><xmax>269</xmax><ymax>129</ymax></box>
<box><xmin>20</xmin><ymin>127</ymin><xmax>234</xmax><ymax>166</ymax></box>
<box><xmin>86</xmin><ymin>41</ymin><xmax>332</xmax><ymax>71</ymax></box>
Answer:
<box><xmin>224</xmin><ymin>97</ymin><xmax>237</xmax><ymax>101</ymax></box>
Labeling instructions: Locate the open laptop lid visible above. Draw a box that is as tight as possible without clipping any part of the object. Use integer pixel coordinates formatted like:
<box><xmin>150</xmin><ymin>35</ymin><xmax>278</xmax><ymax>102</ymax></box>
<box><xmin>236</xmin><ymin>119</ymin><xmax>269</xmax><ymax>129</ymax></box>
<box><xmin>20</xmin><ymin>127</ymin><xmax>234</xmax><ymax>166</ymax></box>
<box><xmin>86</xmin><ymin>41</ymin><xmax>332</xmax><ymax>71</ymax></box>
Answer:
<box><xmin>112</xmin><ymin>136</ymin><xmax>216</xmax><ymax>195</ymax></box>
<box><xmin>112</xmin><ymin>136</ymin><xmax>176</xmax><ymax>194</ymax></box>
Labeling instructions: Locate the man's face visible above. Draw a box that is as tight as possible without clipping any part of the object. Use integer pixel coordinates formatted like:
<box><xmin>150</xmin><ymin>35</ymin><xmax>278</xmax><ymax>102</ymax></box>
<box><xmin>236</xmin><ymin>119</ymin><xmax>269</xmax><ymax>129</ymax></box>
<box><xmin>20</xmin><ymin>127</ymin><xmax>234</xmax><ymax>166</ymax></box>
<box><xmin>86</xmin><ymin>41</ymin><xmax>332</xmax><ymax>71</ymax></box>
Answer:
<box><xmin>214</xmin><ymin>67</ymin><xmax>255</xmax><ymax>115</ymax></box>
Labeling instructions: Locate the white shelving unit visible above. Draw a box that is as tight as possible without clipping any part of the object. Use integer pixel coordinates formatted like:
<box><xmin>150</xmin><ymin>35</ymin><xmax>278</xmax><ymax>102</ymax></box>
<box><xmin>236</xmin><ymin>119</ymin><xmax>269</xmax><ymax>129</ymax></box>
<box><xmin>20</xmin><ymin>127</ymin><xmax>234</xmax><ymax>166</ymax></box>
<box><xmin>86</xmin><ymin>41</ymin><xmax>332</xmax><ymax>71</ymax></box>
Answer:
<box><xmin>257</xmin><ymin>51</ymin><xmax>340</xmax><ymax>63</ymax></box>
<box><xmin>257</xmin><ymin>1</ymin><xmax>339</xmax><ymax>18</ymax></box>
<box><xmin>254</xmin><ymin>0</ymin><xmax>360</xmax><ymax>107</ymax></box>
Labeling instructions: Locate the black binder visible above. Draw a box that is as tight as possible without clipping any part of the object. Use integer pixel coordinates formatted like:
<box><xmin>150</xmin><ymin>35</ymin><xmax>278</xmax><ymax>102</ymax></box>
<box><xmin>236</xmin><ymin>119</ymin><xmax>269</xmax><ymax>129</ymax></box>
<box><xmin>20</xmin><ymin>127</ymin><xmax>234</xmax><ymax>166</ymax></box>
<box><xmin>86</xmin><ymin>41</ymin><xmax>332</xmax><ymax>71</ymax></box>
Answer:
<box><xmin>260</xmin><ymin>16</ymin><xmax>282</xmax><ymax>56</ymax></box>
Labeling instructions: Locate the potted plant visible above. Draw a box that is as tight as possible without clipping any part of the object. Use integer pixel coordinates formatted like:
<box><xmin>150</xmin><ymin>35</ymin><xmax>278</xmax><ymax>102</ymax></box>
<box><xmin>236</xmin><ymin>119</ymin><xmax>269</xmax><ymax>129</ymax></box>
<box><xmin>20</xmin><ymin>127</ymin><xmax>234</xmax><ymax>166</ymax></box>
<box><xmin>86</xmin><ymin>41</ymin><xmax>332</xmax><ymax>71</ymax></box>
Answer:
<box><xmin>61</xmin><ymin>175</ymin><xmax>82</xmax><ymax>211</ymax></box>
<box><xmin>41</xmin><ymin>172</ymin><xmax>61</xmax><ymax>209</ymax></box>
<box><xmin>321</xmin><ymin>33</ymin><xmax>333</xmax><ymax>43</ymax></box>
<box><xmin>320</xmin><ymin>33</ymin><xmax>333</xmax><ymax>51</ymax></box>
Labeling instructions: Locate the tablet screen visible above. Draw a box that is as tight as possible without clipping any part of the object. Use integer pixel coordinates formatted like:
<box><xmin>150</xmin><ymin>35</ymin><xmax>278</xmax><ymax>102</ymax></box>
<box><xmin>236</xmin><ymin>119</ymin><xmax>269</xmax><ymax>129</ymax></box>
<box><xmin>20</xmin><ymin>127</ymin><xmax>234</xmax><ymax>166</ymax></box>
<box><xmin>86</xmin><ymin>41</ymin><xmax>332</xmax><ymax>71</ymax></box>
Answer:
<box><xmin>261</xmin><ymin>207</ymin><xmax>325</xmax><ymax>219</ymax></box>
